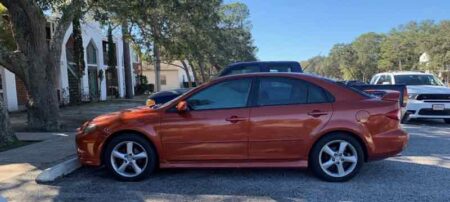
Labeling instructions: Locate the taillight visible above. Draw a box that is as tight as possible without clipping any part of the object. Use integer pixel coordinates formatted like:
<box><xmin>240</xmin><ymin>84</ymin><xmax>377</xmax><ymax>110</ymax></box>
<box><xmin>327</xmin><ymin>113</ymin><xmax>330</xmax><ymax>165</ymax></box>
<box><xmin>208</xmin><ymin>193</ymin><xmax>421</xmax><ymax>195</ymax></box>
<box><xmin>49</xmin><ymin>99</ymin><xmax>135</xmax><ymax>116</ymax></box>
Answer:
<box><xmin>402</xmin><ymin>88</ymin><xmax>408</xmax><ymax>107</ymax></box>
<box><xmin>386</xmin><ymin>109</ymin><xmax>401</xmax><ymax>121</ymax></box>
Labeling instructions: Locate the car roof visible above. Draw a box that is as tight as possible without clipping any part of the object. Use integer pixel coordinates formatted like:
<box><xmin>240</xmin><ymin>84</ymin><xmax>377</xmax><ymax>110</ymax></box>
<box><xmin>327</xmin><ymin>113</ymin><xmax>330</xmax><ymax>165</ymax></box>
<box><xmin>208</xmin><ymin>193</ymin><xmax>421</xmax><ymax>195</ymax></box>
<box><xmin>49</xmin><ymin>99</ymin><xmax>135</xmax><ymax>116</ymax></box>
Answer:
<box><xmin>375</xmin><ymin>71</ymin><xmax>432</xmax><ymax>76</ymax></box>
<box><xmin>227</xmin><ymin>61</ymin><xmax>300</xmax><ymax>66</ymax></box>
<box><xmin>213</xmin><ymin>72</ymin><xmax>321</xmax><ymax>82</ymax></box>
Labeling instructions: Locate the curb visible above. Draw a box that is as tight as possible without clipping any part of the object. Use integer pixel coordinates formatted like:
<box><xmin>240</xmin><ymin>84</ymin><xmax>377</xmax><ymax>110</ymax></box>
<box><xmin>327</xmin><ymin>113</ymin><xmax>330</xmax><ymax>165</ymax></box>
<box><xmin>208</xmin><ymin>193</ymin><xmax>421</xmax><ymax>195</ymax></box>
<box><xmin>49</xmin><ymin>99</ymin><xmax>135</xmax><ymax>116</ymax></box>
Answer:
<box><xmin>36</xmin><ymin>157</ymin><xmax>81</xmax><ymax>183</ymax></box>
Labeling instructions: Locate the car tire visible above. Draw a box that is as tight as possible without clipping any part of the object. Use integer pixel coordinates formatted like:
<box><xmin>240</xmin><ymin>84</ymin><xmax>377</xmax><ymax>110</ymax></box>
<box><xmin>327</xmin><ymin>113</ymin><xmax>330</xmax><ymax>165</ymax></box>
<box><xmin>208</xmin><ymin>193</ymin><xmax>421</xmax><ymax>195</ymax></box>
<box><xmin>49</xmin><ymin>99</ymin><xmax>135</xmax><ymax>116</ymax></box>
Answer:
<box><xmin>444</xmin><ymin>119</ymin><xmax>450</xmax><ymax>124</ymax></box>
<box><xmin>104</xmin><ymin>134</ymin><xmax>157</xmax><ymax>181</ymax></box>
<box><xmin>400</xmin><ymin>113</ymin><xmax>410</xmax><ymax>124</ymax></box>
<box><xmin>309</xmin><ymin>133</ymin><xmax>364</xmax><ymax>182</ymax></box>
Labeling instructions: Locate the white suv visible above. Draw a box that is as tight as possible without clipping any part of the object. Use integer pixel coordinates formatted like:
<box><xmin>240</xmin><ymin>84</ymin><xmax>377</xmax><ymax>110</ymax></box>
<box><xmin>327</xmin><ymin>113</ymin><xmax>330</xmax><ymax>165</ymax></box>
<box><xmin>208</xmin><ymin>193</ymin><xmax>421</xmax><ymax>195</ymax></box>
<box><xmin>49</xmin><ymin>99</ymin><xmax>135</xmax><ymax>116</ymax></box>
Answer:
<box><xmin>370</xmin><ymin>71</ymin><xmax>450</xmax><ymax>123</ymax></box>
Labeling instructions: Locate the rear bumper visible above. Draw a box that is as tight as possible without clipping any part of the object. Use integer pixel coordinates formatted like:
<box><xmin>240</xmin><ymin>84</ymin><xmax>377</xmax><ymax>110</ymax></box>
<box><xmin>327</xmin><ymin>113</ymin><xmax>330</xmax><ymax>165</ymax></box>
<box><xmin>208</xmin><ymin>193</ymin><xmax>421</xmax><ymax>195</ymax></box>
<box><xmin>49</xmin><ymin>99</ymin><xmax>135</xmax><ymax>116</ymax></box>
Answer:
<box><xmin>369</xmin><ymin>129</ymin><xmax>409</xmax><ymax>161</ymax></box>
<box><xmin>407</xmin><ymin>101</ymin><xmax>450</xmax><ymax>119</ymax></box>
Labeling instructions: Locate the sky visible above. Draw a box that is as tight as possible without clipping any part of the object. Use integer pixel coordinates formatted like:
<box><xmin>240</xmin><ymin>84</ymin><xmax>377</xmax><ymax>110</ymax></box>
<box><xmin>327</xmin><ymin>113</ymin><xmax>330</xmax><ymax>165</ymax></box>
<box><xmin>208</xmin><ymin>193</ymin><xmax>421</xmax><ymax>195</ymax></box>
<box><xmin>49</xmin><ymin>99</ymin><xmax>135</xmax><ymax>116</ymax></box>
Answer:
<box><xmin>225</xmin><ymin>0</ymin><xmax>450</xmax><ymax>61</ymax></box>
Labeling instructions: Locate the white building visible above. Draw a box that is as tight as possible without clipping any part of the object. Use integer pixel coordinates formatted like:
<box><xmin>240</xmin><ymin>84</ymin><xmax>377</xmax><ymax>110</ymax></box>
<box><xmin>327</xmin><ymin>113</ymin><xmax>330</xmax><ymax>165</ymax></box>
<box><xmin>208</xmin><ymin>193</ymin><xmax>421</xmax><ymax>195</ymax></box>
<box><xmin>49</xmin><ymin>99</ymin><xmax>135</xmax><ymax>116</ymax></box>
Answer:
<box><xmin>0</xmin><ymin>20</ymin><xmax>139</xmax><ymax>111</ymax></box>
<box><xmin>141</xmin><ymin>60</ymin><xmax>196</xmax><ymax>91</ymax></box>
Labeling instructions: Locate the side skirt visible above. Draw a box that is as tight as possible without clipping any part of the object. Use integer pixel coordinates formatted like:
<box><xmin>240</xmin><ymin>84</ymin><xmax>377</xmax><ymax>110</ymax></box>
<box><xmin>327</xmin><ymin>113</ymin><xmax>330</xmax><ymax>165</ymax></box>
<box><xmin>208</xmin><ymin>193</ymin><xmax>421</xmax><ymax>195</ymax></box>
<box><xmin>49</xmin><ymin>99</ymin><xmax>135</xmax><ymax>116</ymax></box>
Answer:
<box><xmin>160</xmin><ymin>160</ymin><xmax>308</xmax><ymax>169</ymax></box>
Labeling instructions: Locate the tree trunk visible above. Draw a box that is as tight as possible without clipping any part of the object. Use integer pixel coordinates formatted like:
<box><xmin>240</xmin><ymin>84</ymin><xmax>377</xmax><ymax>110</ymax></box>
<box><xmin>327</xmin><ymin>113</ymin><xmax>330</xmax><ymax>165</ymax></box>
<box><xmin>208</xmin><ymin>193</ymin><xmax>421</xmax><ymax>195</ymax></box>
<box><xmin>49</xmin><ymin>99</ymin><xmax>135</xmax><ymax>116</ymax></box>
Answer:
<box><xmin>198</xmin><ymin>60</ymin><xmax>207</xmax><ymax>83</ymax></box>
<box><xmin>122</xmin><ymin>22</ymin><xmax>133</xmax><ymax>98</ymax></box>
<box><xmin>181</xmin><ymin>60</ymin><xmax>192</xmax><ymax>87</ymax></box>
<box><xmin>153</xmin><ymin>42</ymin><xmax>161</xmax><ymax>92</ymax></box>
<box><xmin>188</xmin><ymin>60</ymin><xmax>200</xmax><ymax>85</ymax></box>
<box><xmin>0</xmin><ymin>95</ymin><xmax>17</xmax><ymax>147</ymax></box>
<box><xmin>26</xmin><ymin>52</ymin><xmax>61</xmax><ymax>131</ymax></box>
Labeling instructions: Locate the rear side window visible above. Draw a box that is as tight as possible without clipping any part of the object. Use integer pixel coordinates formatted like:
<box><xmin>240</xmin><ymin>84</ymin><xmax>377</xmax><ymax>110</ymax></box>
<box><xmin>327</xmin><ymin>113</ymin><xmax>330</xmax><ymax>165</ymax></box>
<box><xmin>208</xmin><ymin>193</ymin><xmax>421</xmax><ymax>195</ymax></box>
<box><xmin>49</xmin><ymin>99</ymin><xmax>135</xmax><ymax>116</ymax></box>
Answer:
<box><xmin>257</xmin><ymin>77</ymin><xmax>330</xmax><ymax>106</ymax></box>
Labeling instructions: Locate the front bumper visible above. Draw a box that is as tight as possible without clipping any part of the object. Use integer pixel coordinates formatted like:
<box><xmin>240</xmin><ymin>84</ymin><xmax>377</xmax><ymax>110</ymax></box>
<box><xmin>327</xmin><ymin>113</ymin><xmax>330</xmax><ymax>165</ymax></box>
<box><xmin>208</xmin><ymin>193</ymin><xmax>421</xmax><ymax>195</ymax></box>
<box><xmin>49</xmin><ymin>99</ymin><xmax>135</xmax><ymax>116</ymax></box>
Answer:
<box><xmin>76</xmin><ymin>130</ymin><xmax>104</xmax><ymax>166</ymax></box>
<box><xmin>369</xmin><ymin>129</ymin><xmax>409</xmax><ymax>161</ymax></box>
<box><xmin>406</xmin><ymin>100</ymin><xmax>450</xmax><ymax>119</ymax></box>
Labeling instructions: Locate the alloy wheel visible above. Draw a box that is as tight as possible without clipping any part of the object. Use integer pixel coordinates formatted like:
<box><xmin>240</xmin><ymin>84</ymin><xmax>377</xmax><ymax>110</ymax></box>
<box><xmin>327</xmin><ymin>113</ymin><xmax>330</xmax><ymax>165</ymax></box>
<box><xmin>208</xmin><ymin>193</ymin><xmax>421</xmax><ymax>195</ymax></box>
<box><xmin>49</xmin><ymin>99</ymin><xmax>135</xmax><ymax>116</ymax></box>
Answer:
<box><xmin>110</xmin><ymin>141</ymin><xmax>149</xmax><ymax>178</ymax></box>
<box><xmin>318</xmin><ymin>140</ymin><xmax>358</xmax><ymax>178</ymax></box>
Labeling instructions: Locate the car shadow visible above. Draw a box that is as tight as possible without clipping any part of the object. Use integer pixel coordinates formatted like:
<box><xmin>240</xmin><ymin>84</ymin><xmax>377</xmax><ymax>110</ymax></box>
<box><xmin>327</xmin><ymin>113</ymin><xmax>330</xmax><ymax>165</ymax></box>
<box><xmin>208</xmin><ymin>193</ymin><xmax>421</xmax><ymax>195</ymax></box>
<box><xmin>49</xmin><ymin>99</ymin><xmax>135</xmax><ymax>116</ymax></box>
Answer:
<box><xmin>48</xmin><ymin>158</ymin><xmax>450</xmax><ymax>201</ymax></box>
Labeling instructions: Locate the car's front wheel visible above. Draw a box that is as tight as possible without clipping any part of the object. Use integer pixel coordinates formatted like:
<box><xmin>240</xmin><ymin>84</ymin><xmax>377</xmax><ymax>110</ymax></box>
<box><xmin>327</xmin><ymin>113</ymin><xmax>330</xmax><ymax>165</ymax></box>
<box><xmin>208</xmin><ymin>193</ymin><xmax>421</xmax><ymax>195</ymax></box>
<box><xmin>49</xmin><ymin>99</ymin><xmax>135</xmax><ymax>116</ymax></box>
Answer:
<box><xmin>310</xmin><ymin>133</ymin><xmax>364</xmax><ymax>182</ymax></box>
<box><xmin>104</xmin><ymin>134</ymin><xmax>157</xmax><ymax>181</ymax></box>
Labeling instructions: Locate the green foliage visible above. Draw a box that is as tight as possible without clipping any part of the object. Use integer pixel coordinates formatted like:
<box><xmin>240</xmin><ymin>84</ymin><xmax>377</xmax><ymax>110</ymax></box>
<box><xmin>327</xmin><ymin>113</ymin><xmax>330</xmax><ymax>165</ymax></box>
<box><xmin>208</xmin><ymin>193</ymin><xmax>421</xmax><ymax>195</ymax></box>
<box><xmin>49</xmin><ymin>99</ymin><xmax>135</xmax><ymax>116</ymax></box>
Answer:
<box><xmin>0</xmin><ymin>4</ymin><xmax>15</xmax><ymax>50</ymax></box>
<box><xmin>93</xmin><ymin>0</ymin><xmax>257</xmax><ymax>82</ymax></box>
<box><xmin>304</xmin><ymin>20</ymin><xmax>450</xmax><ymax>81</ymax></box>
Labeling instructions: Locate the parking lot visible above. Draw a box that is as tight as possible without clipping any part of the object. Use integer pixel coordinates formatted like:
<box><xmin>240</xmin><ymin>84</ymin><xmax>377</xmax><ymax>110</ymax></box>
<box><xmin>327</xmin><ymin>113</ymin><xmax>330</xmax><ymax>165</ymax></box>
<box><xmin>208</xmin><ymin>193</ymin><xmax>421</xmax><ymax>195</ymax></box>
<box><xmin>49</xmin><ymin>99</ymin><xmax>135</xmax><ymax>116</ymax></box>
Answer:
<box><xmin>1</xmin><ymin>120</ymin><xmax>450</xmax><ymax>201</ymax></box>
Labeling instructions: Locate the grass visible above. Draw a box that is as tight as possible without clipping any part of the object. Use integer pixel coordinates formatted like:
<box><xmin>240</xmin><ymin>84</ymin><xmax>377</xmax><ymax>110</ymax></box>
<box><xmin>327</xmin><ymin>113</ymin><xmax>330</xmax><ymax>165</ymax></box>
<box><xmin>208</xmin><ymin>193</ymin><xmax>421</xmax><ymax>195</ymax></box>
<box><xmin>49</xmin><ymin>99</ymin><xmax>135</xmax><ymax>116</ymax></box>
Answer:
<box><xmin>0</xmin><ymin>140</ymin><xmax>39</xmax><ymax>153</ymax></box>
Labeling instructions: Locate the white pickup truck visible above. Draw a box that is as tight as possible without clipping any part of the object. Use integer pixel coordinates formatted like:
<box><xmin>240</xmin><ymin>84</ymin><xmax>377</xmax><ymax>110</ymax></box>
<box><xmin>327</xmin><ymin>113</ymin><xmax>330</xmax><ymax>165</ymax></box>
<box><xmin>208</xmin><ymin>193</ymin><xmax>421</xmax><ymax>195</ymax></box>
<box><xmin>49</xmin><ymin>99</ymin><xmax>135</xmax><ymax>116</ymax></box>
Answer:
<box><xmin>370</xmin><ymin>71</ymin><xmax>450</xmax><ymax>123</ymax></box>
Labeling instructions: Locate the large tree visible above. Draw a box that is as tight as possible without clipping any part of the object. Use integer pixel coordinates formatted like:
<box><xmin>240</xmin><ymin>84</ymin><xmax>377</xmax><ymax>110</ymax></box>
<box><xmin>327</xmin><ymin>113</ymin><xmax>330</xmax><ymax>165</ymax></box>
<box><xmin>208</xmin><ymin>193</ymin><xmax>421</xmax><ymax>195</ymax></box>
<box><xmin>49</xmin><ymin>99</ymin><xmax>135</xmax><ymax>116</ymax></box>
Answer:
<box><xmin>0</xmin><ymin>3</ymin><xmax>16</xmax><ymax>144</ymax></box>
<box><xmin>0</xmin><ymin>96</ymin><xmax>16</xmax><ymax>147</ymax></box>
<box><xmin>0</xmin><ymin>0</ymin><xmax>84</xmax><ymax>130</ymax></box>
<box><xmin>352</xmin><ymin>32</ymin><xmax>384</xmax><ymax>82</ymax></box>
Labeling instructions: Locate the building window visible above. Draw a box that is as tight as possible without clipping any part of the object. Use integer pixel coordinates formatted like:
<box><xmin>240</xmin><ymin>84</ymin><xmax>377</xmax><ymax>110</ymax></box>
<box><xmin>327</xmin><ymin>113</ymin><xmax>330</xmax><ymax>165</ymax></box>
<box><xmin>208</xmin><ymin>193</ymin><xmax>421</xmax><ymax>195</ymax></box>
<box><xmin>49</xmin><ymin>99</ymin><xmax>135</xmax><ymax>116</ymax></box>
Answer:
<box><xmin>87</xmin><ymin>42</ymin><xmax>97</xmax><ymax>65</ymax></box>
<box><xmin>161</xmin><ymin>75</ymin><xmax>167</xmax><ymax>85</ymax></box>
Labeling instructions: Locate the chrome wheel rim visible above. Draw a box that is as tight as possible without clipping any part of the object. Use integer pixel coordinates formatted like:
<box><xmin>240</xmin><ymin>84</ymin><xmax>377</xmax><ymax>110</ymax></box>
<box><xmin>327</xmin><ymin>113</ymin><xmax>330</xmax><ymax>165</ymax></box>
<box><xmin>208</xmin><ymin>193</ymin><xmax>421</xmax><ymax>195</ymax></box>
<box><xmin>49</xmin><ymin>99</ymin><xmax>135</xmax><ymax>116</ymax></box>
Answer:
<box><xmin>110</xmin><ymin>141</ymin><xmax>148</xmax><ymax>178</ymax></box>
<box><xmin>319</xmin><ymin>140</ymin><xmax>358</xmax><ymax>178</ymax></box>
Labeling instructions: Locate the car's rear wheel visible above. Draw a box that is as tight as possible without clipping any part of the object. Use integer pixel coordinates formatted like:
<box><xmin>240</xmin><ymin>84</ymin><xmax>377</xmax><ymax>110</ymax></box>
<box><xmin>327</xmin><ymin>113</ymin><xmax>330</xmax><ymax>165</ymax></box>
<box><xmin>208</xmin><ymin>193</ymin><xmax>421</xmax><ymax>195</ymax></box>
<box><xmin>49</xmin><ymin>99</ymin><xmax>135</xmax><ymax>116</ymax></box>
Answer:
<box><xmin>104</xmin><ymin>134</ymin><xmax>157</xmax><ymax>181</ymax></box>
<box><xmin>444</xmin><ymin>119</ymin><xmax>450</xmax><ymax>124</ymax></box>
<box><xmin>310</xmin><ymin>133</ymin><xmax>364</xmax><ymax>182</ymax></box>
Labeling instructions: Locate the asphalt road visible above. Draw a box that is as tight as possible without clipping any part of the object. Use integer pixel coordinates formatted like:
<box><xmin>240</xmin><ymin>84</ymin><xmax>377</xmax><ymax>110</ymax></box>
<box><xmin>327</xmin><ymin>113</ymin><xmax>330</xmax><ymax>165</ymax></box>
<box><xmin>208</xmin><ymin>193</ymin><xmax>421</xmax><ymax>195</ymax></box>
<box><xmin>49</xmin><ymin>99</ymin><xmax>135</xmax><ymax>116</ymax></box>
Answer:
<box><xmin>4</xmin><ymin>120</ymin><xmax>450</xmax><ymax>201</ymax></box>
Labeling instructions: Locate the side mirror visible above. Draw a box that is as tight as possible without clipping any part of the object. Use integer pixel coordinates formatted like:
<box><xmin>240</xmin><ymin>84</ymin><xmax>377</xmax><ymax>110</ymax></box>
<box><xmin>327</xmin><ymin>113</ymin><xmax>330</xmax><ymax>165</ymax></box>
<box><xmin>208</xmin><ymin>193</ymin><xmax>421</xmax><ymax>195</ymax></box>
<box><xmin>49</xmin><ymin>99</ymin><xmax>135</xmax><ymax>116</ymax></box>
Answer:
<box><xmin>176</xmin><ymin>101</ymin><xmax>189</xmax><ymax>112</ymax></box>
<box><xmin>146</xmin><ymin>99</ymin><xmax>156</xmax><ymax>107</ymax></box>
<box><xmin>382</xmin><ymin>81</ymin><xmax>390</xmax><ymax>85</ymax></box>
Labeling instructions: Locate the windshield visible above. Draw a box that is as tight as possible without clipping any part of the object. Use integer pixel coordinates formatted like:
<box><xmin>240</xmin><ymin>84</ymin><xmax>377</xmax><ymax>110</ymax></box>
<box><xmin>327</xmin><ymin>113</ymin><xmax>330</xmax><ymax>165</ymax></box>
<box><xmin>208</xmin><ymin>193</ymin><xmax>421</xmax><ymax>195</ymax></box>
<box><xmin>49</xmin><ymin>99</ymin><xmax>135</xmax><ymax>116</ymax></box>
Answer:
<box><xmin>394</xmin><ymin>74</ymin><xmax>444</xmax><ymax>86</ymax></box>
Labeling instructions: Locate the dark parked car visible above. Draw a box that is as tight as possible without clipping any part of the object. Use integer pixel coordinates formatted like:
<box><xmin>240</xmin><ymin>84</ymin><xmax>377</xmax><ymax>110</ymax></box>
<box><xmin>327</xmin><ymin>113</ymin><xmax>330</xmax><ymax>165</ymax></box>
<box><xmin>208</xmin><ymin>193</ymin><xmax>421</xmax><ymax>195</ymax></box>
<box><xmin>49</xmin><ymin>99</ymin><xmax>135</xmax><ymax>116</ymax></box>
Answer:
<box><xmin>147</xmin><ymin>61</ymin><xmax>303</xmax><ymax>105</ymax></box>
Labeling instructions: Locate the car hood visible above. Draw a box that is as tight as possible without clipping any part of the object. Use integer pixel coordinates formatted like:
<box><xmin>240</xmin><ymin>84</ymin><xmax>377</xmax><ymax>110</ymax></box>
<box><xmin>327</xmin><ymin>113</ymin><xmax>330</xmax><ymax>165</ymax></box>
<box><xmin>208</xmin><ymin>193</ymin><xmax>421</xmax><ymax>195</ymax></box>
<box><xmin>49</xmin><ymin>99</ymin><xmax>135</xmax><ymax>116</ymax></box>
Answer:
<box><xmin>406</xmin><ymin>85</ymin><xmax>450</xmax><ymax>94</ymax></box>
<box><xmin>91</xmin><ymin>106</ymin><xmax>158</xmax><ymax>126</ymax></box>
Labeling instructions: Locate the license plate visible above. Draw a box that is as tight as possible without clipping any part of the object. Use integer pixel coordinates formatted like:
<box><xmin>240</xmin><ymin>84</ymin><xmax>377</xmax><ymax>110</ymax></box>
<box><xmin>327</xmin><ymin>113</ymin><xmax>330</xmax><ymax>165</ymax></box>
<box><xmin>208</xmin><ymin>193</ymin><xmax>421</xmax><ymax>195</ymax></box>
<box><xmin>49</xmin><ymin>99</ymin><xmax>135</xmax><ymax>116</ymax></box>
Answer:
<box><xmin>432</xmin><ymin>104</ymin><xmax>445</xmax><ymax>111</ymax></box>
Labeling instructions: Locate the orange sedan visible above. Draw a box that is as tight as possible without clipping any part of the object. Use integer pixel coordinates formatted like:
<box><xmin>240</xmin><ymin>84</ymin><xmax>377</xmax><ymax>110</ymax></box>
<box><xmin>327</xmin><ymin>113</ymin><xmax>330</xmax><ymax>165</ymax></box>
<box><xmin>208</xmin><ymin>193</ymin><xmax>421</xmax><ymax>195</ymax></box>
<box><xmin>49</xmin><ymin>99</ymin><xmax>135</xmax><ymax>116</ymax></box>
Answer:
<box><xmin>76</xmin><ymin>73</ymin><xmax>408</xmax><ymax>182</ymax></box>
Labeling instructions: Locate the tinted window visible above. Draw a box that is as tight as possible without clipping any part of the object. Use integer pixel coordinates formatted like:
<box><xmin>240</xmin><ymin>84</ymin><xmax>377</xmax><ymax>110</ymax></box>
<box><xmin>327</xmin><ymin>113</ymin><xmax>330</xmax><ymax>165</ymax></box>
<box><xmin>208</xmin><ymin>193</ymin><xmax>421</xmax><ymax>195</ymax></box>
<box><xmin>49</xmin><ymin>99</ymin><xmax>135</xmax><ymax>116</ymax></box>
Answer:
<box><xmin>187</xmin><ymin>79</ymin><xmax>252</xmax><ymax>110</ymax></box>
<box><xmin>267</xmin><ymin>64</ymin><xmax>292</xmax><ymax>73</ymax></box>
<box><xmin>394</xmin><ymin>74</ymin><xmax>444</xmax><ymax>86</ymax></box>
<box><xmin>308</xmin><ymin>84</ymin><xmax>328</xmax><ymax>103</ymax></box>
<box><xmin>257</xmin><ymin>78</ymin><xmax>328</xmax><ymax>106</ymax></box>
<box><xmin>225</xmin><ymin>65</ymin><xmax>259</xmax><ymax>76</ymax></box>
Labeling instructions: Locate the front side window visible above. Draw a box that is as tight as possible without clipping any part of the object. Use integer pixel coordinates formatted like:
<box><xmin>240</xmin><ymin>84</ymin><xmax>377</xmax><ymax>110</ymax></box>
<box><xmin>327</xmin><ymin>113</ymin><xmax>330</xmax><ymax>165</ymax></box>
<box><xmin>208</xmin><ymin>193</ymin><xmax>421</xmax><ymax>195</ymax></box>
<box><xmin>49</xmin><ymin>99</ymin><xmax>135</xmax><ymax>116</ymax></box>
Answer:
<box><xmin>257</xmin><ymin>77</ymin><xmax>329</xmax><ymax>106</ymax></box>
<box><xmin>187</xmin><ymin>79</ymin><xmax>252</xmax><ymax>110</ymax></box>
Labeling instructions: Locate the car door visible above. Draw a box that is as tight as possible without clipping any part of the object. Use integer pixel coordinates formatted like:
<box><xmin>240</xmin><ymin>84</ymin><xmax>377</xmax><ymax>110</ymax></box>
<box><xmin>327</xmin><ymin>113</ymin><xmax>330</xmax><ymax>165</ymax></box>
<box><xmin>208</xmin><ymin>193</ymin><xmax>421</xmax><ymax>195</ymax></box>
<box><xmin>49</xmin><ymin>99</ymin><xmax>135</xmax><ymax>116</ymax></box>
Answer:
<box><xmin>249</xmin><ymin>77</ymin><xmax>333</xmax><ymax>160</ymax></box>
<box><xmin>159</xmin><ymin>78</ymin><xmax>253</xmax><ymax>161</ymax></box>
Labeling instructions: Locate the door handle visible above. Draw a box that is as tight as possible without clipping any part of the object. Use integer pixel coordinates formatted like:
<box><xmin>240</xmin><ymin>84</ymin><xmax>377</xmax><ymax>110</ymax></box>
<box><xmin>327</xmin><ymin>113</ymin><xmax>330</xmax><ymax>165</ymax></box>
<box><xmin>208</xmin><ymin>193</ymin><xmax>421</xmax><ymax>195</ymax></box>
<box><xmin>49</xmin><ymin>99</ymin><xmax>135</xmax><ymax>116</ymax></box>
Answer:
<box><xmin>225</xmin><ymin>116</ymin><xmax>247</xmax><ymax>123</ymax></box>
<box><xmin>308</xmin><ymin>110</ymin><xmax>328</xmax><ymax>117</ymax></box>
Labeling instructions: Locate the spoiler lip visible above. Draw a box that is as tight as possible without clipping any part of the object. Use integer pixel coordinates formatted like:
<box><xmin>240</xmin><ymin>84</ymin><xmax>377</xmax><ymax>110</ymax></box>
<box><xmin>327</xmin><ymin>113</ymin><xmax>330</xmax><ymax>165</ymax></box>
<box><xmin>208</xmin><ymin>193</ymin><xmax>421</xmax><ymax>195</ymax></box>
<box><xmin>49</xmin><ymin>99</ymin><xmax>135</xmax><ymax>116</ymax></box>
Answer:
<box><xmin>364</xmin><ymin>89</ymin><xmax>401</xmax><ymax>102</ymax></box>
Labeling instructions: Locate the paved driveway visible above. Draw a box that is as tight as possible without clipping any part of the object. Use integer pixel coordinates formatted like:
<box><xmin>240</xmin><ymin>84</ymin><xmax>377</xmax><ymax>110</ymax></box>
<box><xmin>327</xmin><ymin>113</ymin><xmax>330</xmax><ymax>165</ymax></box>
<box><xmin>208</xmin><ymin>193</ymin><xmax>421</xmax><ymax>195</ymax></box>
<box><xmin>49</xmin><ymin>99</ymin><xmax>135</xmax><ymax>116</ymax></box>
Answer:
<box><xmin>2</xmin><ymin>120</ymin><xmax>450</xmax><ymax>201</ymax></box>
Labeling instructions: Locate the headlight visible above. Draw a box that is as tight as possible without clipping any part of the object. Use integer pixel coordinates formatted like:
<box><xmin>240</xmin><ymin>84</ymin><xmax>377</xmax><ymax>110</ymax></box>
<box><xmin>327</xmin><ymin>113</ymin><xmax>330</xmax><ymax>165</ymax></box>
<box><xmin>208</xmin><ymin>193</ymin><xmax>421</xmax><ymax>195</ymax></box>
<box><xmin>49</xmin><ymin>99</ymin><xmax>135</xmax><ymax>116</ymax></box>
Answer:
<box><xmin>408</xmin><ymin>93</ymin><xmax>418</xmax><ymax>100</ymax></box>
<box><xmin>83</xmin><ymin>123</ymin><xmax>97</xmax><ymax>134</ymax></box>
